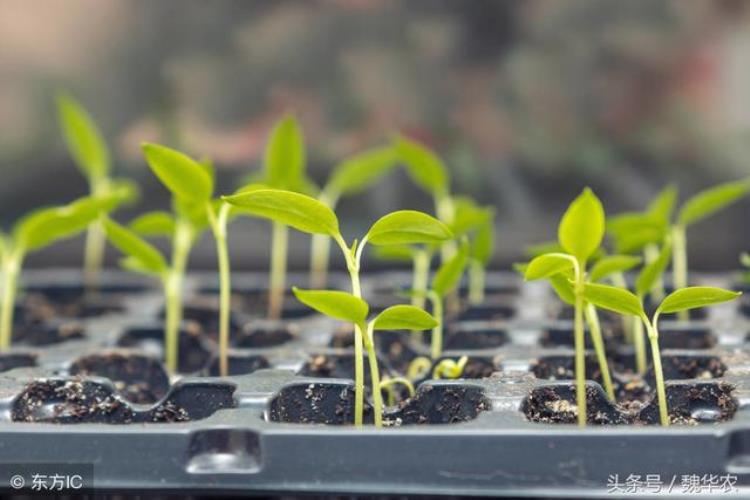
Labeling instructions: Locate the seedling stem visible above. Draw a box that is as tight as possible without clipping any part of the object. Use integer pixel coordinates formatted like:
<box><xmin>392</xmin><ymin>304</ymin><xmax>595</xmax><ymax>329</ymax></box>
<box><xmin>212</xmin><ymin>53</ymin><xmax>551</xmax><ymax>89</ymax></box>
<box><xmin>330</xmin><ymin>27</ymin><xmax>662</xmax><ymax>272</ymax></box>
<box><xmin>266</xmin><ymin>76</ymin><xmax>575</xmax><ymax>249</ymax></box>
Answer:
<box><xmin>671</xmin><ymin>225</ymin><xmax>688</xmax><ymax>321</ymax></box>
<box><xmin>163</xmin><ymin>218</ymin><xmax>193</xmax><ymax>373</ymax></box>
<box><xmin>0</xmin><ymin>253</ymin><xmax>21</xmax><ymax>351</ymax></box>
<box><xmin>468</xmin><ymin>259</ymin><xmax>485</xmax><ymax>305</ymax></box>
<box><xmin>583</xmin><ymin>303</ymin><xmax>615</xmax><ymax>400</ymax></box>
<box><xmin>207</xmin><ymin>203</ymin><xmax>232</xmax><ymax>376</ymax></box>
<box><xmin>427</xmin><ymin>290</ymin><xmax>443</xmax><ymax>360</ymax></box>
<box><xmin>643</xmin><ymin>316</ymin><xmax>669</xmax><ymax>426</ymax></box>
<box><xmin>572</xmin><ymin>259</ymin><xmax>587</xmax><ymax>427</ymax></box>
<box><xmin>269</xmin><ymin>222</ymin><xmax>289</xmax><ymax>320</ymax></box>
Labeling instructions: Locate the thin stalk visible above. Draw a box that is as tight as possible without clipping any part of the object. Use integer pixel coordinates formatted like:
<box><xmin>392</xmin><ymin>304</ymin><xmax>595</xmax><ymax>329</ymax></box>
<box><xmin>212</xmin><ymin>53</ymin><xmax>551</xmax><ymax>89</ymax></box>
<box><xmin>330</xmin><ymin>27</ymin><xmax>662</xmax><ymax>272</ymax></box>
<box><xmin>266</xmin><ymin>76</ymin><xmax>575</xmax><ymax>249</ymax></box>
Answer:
<box><xmin>644</xmin><ymin>244</ymin><xmax>665</xmax><ymax>302</ymax></box>
<box><xmin>380</xmin><ymin>377</ymin><xmax>415</xmax><ymax>406</ymax></box>
<box><xmin>428</xmin><ymin>291</ymin><xmax>443</xmax><ymax>360</ymax></box>
<box><xmin>83</xmin><ymin>177</ymin><xmax>109</xmax><ymax>296</ymax></box>
<box><xmin>364</xmin><ymin>322</ymin><xmax>383</xmax><ymax>427</ymax></box>
<box><xmin>0</xmin><ymin>252</ymin><xmax>21</xmax><ymax>351</ymax></box>
<box><xmin>671</xmin><ymin>225</ymin><xmax>689</xmax><ymax>321</ymax></box>
<box><xmin>468</xmin><ymin>259</ymin><xmax>485</xmax><ymax>306</ymax></box>
<box><xmin>208</xmin><ymin>204</ymin><xmax>232</xmax><ymax>377</ymax></box>
<box><xmin>645</xmin><ymin>318</ymin><xmax>669</xmax><ymax>426</ymax></box>
<box><xmin>268</xmin><ymin>222</ymin><xmax>288</xmax><ymax>320</ymax></box>
<box><xmin>411</xmin><ymin>249</ymin><xmax>430</xmax><ymax>309</ymax></box>
<box><xmin>583</xmin><ymin>303</ymin><xmax>615</xmax><ymax>401</ymax></box>
<box><xmin>163</xmin><ymin>220</ymin><xmax>193</xmax><ymax>373</ymax></box>
<box><xmin>632</xmin><ymin>312</ymin><xmax>647</xmax><ymax>374</ymax></box>
<box><xmin>436</xmin><ymin>194</ymin><xmax>459</xmax><ymax>314</ymax></box>
<box><xmin>309</xmin><ymin>191</ymin><xmax>336</xmax><ymax>289</ymax></box>
<box><xmin>573</xmin><ymin>263</ymin><xmax>587</xmax><ymax>427</ymax></box>
<box><xmin>610</xmin><ymin>272</ymin><xmax>633</xmax><ymax>343</ymax></box>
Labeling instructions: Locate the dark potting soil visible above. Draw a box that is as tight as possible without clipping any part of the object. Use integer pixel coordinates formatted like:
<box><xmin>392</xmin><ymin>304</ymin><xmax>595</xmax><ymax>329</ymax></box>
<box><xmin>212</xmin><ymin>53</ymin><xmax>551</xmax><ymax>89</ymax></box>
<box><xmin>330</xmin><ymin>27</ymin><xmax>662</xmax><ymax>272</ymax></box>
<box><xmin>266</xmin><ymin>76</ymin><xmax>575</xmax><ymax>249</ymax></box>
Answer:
<box><xmin>298</xmin><ymin>353</ymin><xmax>390</xmax><ymax>386</ymax></box>
<box><xmin>329</xmin><ymin>329</ymin><xmax>419</xmax><ymax>374</ymax></box>
<box><xmin>116</xmin><ymin>326</ymin><xmax>213</xmax><ymax>374</ymax></box>
<box><xmin>444</xmin><ymin>326</ymin><xmax>509</xmax><ymax>350</ymax></box>
<box><xmin>205</xmin><ymin>353</ymin><xmax>271</xmax><ymax>376</ymax></box>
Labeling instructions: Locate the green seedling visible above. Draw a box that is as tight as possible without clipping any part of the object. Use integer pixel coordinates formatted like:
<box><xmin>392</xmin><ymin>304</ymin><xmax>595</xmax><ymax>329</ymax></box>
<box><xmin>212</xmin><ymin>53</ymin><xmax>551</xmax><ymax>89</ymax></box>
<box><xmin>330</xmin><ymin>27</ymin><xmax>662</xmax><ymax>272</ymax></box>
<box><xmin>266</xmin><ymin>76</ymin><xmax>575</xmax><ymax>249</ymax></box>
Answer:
<box><xmin>451</xmin><ymin>196</ymin><xmax>495</xmax><ymax>305</ymax></box>
<box><xmin>741</xmin><ymin>253</ymin><xmax>750</xmax><ymax>283</ymax></box>
<box><xmin>310</xmin><ymin>146</ymin><xmax>399</xmax><ymax>287</ymax></box>
<box><xmin>105</xmin><ymin>143</ymin><xmax>217</xmax><ymax>373</ymax></box>
<box><xmin>582</xmin><ymin>283</ymin><xmax>740</xmax><ymax>425</ymax></box>
<box><xmin>609</xmin><ymin>180</ymin><xmax>750</xmax><ymax>320</ymax></box>
<box><xmin>0</xmin><ymin>196</ymin><xmax>114</xmax><ymax>349</ymax></box>
<box><xmin>293</xmin><ymin>290</ymin><xmax>438</xmax><ymax>427</ymax></box>
<box><xmin>57</xmin><ymin>93</ymin><xmax>139</xmax><ymax>294</ymax></box>
<box><xmin>222</xmin><ymin>188</ymin><xmax>451</xmax><ymax>426</ymax></box>
<box><xmin>372</xmin><ymin>244</ymin><xmax>435</xmax><ymax>311</ymax></box>
<box><xmin>379</xmin><ymin>376</ymin><xmax>416</xmax><ymax>407</ymax></box>
<box><xmin>524</xmin><ymin>188</ymin><xmax>607</xmax><ymax>426</ymax></box>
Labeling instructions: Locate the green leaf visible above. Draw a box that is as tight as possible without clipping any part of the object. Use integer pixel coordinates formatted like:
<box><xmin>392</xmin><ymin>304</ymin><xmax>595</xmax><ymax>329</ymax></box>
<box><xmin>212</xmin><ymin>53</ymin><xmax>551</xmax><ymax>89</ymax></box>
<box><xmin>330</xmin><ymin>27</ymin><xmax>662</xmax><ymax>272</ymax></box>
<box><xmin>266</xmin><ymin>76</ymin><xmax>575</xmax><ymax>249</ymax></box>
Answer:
<box><xmin>548</xmin><ymin>274</ymin><xmax>575</xmax><ymax>306</ymax></box>
<box><xmin>741</xmin><ymin>252</ymin><xmax>750</xmax><ymax>268</ymax></box>
<box><xmin>371</xmin><ymin>245</ymin><xmax>415</xmax><ymax>263</ymax></box>
<box><xmin>524</xmin><ymin>253</ymin><xmax>575</xmax><ymax>281</ymax></box>
<box><xmin>372</xmin><ymin>305</ymin><xmax>438</xmax><ymax>330</ymax></box>
<box><xmin>607</xmin><ymin>212</ymin><xmax>665</xmax><ymax>240</ymax></box>
<box><xmin>103</xmin><ymin>219</ymin><xmax>167</xmax><ymax>275</ymax></box>
<box><xmin>647</xmin><ymin>185</ymin><xmax>678</xmax><ymax>224</ymax></box>
<box><xmin>222</xmin><ymin>189</ymin><xmax>339</xmax><ymax>236</ymax></box>
<box><xmin>589</xmin><ymin>255</ymin><xmax>642</xmax><ymax>283</ymax></box>
<box><xmin>656</xmin><ymin>287</ymin><xmax>741</xmax><ymax>315</ymax></box>
<box><xmin>326</xmin><ymin>146</ymin><xmax>398</xmax><ymax>197</ymax></box>
<box><xmin>635</xmin><ymin>239</ymin><xmax>672</xmax><ymax>297</ymax></box>
<box><xmin>130</xmin><ymin>211</ymin><xmax>175</xmax><ymax>237</ymax></box>
<box><xmin>264</xmin><ymin>114</ymin><xmax>305</xmax><ymax>189</ymax></box>
<box><xmin>394</xmin><ymin>135</ymin><xmax>449</xmax><ymax>196</ymax></box>
<box><xmin>558</xmin><ymin>187</ymin><xmax>605</xmax><ymax>263</ymax></box>
<box><xmin>107</xmin><ymin>178</ymin><xmax>141</xmax><ymax>206</ymax></box>
<box><xmin>432</xmin><ymin>243</ymin><xmax>469</xmax><ymax>297</ymax></box>
<box><xmin>512</xmin><ymin>262</ymin><xmax>528</xmax><ymax>274</ymax></box>
<box><xmin>471</xmin><ymin>216</ymin><xmax>495</xmax><ymax>265</ymax></box>
<box><xmin>678</xmin><ymin>179</ymin><xmax>750</xmax><ymax>227</ymax></box>
<box><xmin>13</xmin><ymin>197</ymin><xmax>105</xmax><ymax>252</ymax></box>
<box><xmin>142</xmin><ymin>143</ymin><xmax>213</xmax><ymax>203</ymax></box>
<box><xmin>56</xmin><ymin>93</ymin><xmax>109</xmax><ymax>180</ymax></box>
<box><xmin>292</xmin><ymin>287</ymin><xmax>368</xmax><ymax>324</ymax></box>
<box><xmin>524</xmin><ymin>241</ymin><xmax>564</xmax><ymax>258</ymax></box>
<box><xmin>366</xmin><ymin>210</ymin><xmax>453</xmax><ymax>246</ymax></box>
<box><xmin>582</xmin><ymin>282</ymin><xmax>644</xmax><ymax>317</ymax></box>
<box><xmin>611</xmin><ymin>225</ymin><xmax>665</xmax><ymax>255</ymax></box>
<box><xmin>450</xmin><ymin>197</ymin><xmax>493</xmax><ymax>236</ymax></box>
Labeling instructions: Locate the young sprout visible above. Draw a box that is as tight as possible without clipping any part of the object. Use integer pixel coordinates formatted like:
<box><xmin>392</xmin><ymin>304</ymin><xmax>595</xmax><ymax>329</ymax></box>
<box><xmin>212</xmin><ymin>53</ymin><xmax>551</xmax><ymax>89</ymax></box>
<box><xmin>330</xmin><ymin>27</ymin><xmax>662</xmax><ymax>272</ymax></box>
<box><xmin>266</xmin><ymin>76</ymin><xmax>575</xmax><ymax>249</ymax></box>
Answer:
<box><xmin>379</xmin><ymin>376</ymin><xmax>416</xmax><ymax>407</ymax></box>
<box><xmin>222</xmin><ymin>188</ymin><xmax>450</xmax><ymax>426</ymax></box>
<box><xmin>57</xmin><ymin>93</ymin><xmax>139</xmax><ymax>294</ymax></box>
<box><xmin>450</xmin><ymin>196</ymin><xmax>495</xmax><ymax>305</ymax></box>
<box><xmin>293</xmin><ymin>290</ymin><xmax>438</xmax><ymax>427</ymax></box>
<box><xmin>524</xmin><ymin>188</ymin><xmax>605</xmax><ymax>426</ymax></box>
<box><xmin>610</xmin><ymin>181</ymin><xmax>750</xmax><ymax>320</ymax></box>
<box><xmin>310</xmin><ymin>146</ymin><xmax>398</xmax><ymax>287</ymax></box>
<box><xmin>582</xmin><ymin>283</ymin><xmax>740</xmax><ymax>425</ymax></box>
<box><xmin>0</xmin><ymin>196</ymin><xmax>111</xmax><ymax>349</ymax></box>
<box><xmin>106</xmin><ymin>143</ymin><xmax>215</xmax><ymax>373</ymax></box>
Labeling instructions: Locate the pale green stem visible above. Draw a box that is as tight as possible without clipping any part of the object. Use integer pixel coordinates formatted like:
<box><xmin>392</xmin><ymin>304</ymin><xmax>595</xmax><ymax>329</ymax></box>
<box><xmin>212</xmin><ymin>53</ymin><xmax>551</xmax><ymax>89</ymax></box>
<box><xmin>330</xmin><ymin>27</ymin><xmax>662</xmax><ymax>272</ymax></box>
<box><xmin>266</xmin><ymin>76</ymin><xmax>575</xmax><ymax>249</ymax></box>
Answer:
<box><xmin>268</xmin><ymin>222</ymin><xmax>288</xmax><ymax>320</ymax></box>
<box><xmin>436</xmin><ymin>194</ymin><xmax>459</xmax><ymax>314</ymax></box>
<box><xmin>644</xmin><ymin>243</ymin><xmax>665</xmax><ymax>302</ymax></box>
<box><xmin>0</xmin><ymin>251</ymin><xmax>22</xmax><ymax>351</ymax></box>
<box><xmin>573</xmin><ymin>262</ymin><xmax>587</xmax><ymax>427</ymax></box>
<box><xmin>364</xmin><ymin>321</ymin><xmax>383</xmax><ymax>427</ymax></box>
<box><xmin>583</xmin><ymin>303</ymin><xmax>615</xmax><ymax>401</ymax></box>
<box><xmin>84</xmin><ymin>177</ymin><xmax>110</xmax><ymax>296</ymax></box>
<box><xmin>632</xmin><ymin>311</ymin><xmax>647</xmax><ymax>374</ymax></box>
<box><xmin>411</xmin><ymin>249</ymin><xmax>430</xmax><ymax>309</ymax></box>
<box><xmin>645</xmin><ymin>317</ymin><xmax>669</xmax><ymax>426</ymax></box>
<box><xmin>309</xmin><ymin>192</ymin><xmax>337</xmax><ymax>289</ymax></box>
<box><xmin>671</xmin><ymin>225</ymin><xmax>689</xmax><ymax>322</ymax></box>
<box><xmin>610</xmin><ymin>272</ymin><xmax>633</xmax><ymax>343</ymax></box>
<box><xmin>380</xmin><ymin>377</ymin><xmax>415</xmax><ymax>406</ymax></box>
<box><xmin>163</xmin><ymin>220</ymin><xmax>193</xmax><ymax>373</ymax></box>
<box><xmin>428</xmin><ymin>291</ymin><xmax>443</xmax><ymax>360</ymax></box>
<box><xmin>468</xmin><ymin>259</ymin><xmax>485</xmax><ymax>306</ymax></box>
<box><xmin>208</xmin><ymin>204</ymin><xmax>232</xmax><ymax>377</ymax></box>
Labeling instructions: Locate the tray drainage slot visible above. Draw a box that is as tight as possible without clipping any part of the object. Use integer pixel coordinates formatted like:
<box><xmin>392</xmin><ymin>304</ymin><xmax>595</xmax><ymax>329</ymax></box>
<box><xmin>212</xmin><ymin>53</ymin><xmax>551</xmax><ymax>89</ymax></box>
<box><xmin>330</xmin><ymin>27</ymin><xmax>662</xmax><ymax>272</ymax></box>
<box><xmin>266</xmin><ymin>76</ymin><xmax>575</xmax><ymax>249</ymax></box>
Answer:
<box><xmin>186</xmin><ymin>429</ymin><xmax>261</xmax><ymax>474</ymax></box>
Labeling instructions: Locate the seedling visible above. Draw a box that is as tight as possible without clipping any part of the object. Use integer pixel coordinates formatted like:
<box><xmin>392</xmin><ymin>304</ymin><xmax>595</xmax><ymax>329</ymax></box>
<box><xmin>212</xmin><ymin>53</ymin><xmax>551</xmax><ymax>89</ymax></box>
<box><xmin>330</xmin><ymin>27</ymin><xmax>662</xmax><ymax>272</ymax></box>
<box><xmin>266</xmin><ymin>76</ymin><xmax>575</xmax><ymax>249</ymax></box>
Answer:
<box><xmin>222</xmin><ymin>188</ymin><xmax>451</xmax><ymax>426</ymax></box>
<box><xmin>105</xmin><ymin>143</ymin><xmax>217</xmax><ymax>373</ymax></box>
<box><xmin>379</xmin><ymin>376</ymin><xmax>416</xmax><ymax>407</ymax></box>
<box><xmin>57</xmin><ymin>93</ymin><xmax>139</xmax><ymax>294</ymax></box>
<box><xmin>0</xmin><ymin>196</ymin><xmax>113</xmax><ymax>349</ymax></box>
<box><xmin>310</xmin><ymin>146</ymin><xmax>398</xmax><ymax>287</ymax></box>
<box><xmin>451</xmin><ymin>196</ymin><xmax>495</xmax><ymax>305</ymax></box>
<box><xmin>582</xmin><ymin>283</ymin><xmax>740</xmax><ymax>425</ymax></box>
<box><xmin>524</xmin><ymin>188</ymin><xmax>607</xmax><ymax>426</ymax></box>
<box><xmin>609</xmin><ymin>180</ymin><xmax>750</xmax><ymax>319</ymax></box>
<box><xmin>293</xmin><ymin>290</ymin><xmax>438</xmax><ymax>427</ymax></box>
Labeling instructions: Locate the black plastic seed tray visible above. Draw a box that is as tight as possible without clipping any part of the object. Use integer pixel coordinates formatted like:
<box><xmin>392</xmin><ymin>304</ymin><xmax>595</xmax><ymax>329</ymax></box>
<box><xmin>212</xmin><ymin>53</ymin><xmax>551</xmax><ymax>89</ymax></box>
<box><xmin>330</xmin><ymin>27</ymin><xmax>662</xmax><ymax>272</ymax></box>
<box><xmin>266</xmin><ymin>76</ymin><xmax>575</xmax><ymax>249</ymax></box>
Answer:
<box><xmin>1</xmin><ymin>268</ymin><xmax>750</xmax><ymax>497</ymax></box>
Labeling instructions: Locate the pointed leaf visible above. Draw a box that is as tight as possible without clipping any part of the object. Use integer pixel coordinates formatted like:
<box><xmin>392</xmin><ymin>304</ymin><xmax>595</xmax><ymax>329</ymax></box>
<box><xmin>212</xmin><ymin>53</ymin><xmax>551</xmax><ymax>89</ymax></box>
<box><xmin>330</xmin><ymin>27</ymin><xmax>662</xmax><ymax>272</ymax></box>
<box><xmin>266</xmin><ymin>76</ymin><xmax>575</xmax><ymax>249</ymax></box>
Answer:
<box><xmin>647</xmin><ymin>185</ymin><xmax>678</xmax><ymax>224</ymax></box>
<box><xmin>678</xmin><ymin>179</ymin><xmax>750</xmax><ymax>227</ymax></box>
<box><xmin>394</xmin><ymin>135</ymin><xmax>449</xmax><ymax>196</ymax></box>
<box><xmin>558</xmin><ymin>187</ymin><xmax>605</xmax><ymax>263</ymax></box>
<box><xmin>103</xmin><ymin>219</ymin><xmax>167</xmax><ymax>274</ymax></box>
<box><xmin>56</xmin><ymin>93</ymin><xmax>109</xmax><ymax>180</ymax></box>
<box><xmin>366</xmin><ymin>210</ymin><xmax>452</xmax><ymax>246</ymax></box>
<box><xmin>635</xmin><ymin>240</ymin><xmax>672</xmax><ymax>297</ymax></box>
<box><xmin>582</xmin><ymin>282</ymin><xmax>644</xmax><ymax>317</ymax></box>
<box><xmin>371</xmin><ymin>245</ymin><xmax>415</xmax><ymax>263</ymax></box>
<box><xmin>142</xmin><ymin>143</ymin><xmax>213</xmax><ymax>203</ymax></box>
<box><xmin>525</xmin><ymin>241</ymin><xmax>564</xmax><ymax>258</ymax></box>
<box><xmin>471</xmin><ymin>216</ymin><xmax>495</xmax><ymax>265</ymax></box>
<box><xmin>292</xmin><ymin>287</ymin><xmax>368</xmax><ymax>324</ymax></box>
<box><xmin>656</xmin><ymin>287</ymin><xmax>741</xmax><ymax>315</ymax></box>
<box><xmin>589</xmin><ymin>255</ymin><xmax>642</xmax><ymax>283</ymax></box>
<box><xmin>372</xmin><ymin>305</ymin><xmax>438</xmax><ymax>331</ymax></box>
<box><xmin>264</xmin><ymin>114</ymin><xmax>305</xmax><ymax>189</ymax></box>
<box><xmin>223</xmin><ymin>189</ymin><xmax>339</xmax><ymax>236</ymax></box>
<box><xmin>432</xmin><ymin>243</ymin><xmax>469</xmax><ymax>297</ymax></box>
<box><xmin>14</xmin><ymin>197</ymin><xmax>106</xmax><ymax>252</ymax></box>
<box><xmin>130</xmin><ymin>211</ymin><xmax>175</xmax><ymax>237</ymax></box>
<box><xmin>524</xmin><ymin>253</ymin><xmax>575</xmax><ymax>281</ymax></box>
<box><xmin>450</xmin><ymin>197</ymin><xmax>493</xmax><ymax>236</ymax></box>
<box><xmin>548</xmin><ymin>274</ymin><xmax>575</xmax><ymax>306</ymax></box>
<box><xmin>327</xmin><ymin>146</ymin><xmax>398</xmax><ymax>197</ymax></box>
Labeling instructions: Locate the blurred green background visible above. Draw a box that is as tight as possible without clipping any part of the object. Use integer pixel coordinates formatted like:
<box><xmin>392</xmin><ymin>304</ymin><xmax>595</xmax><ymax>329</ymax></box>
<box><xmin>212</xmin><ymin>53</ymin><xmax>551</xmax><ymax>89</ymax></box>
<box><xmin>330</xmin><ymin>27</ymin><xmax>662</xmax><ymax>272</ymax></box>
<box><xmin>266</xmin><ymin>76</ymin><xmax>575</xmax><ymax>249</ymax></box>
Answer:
<box><xmin>2</xmin><ymin>0</ymin><xmax>750</xmax><ymax>270</ymax></box>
